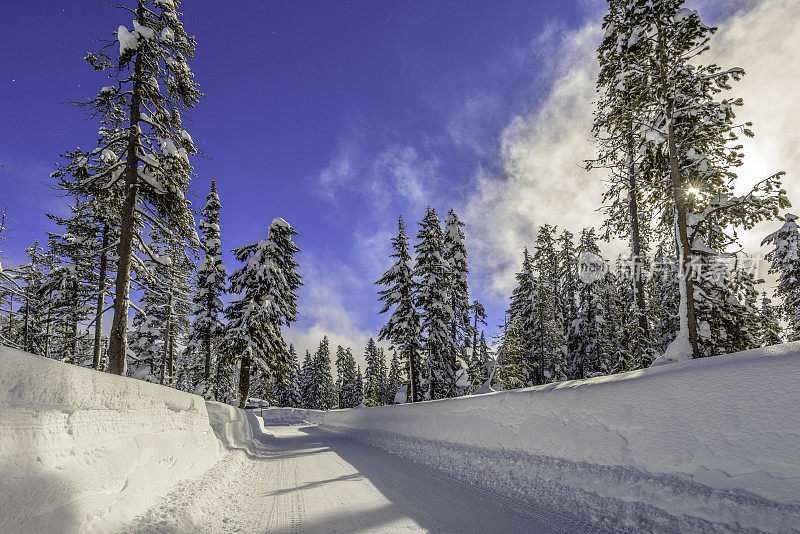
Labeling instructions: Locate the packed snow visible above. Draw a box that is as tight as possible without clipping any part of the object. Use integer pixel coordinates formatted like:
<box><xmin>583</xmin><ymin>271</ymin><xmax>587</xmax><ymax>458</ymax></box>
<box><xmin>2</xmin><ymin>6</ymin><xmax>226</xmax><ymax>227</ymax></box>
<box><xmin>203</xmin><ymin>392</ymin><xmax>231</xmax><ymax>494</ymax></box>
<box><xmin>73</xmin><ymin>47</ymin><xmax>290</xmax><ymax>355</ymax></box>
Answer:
<box><xmin>2</xmin><ymin>343</ymin><xmax>799</xmax><ymax>532</ymax></box>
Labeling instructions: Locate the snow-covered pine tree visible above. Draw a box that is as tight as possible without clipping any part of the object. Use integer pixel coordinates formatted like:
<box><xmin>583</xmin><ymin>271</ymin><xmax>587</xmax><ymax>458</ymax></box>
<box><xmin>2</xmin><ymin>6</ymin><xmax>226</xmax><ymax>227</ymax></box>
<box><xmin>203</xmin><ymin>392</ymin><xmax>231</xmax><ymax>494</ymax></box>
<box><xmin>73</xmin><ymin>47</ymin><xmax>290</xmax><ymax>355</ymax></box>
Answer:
<box><xmin>476</xmin><ymin>331</ymin><xmax>492</xmax><ymax>386</ymax></box>
<box><xmin>506</xmin><ymin>249</ymin><xmax>536</xmax><ymax>385</ymax></box>
<box><xmin>758</xmin><ymin>293</ymin><xmax>783</xmax><ymax>347</ymax></box>
<box><xmin>597</xmin><ymin>268</ymin><xmax>626</xmax><ymax>376</ymax></box>
<box><xmin>763</xmin><ymin>214</ymin><xmax>800</xmax><ymax>341</ymax></box>
<box><xmin>300</xmin><ymin>350</ymin><xmax>313</xmax><ymax>409</ymax></box>
<box><xmin>531</xmin><ymin>225</ymin><xmax>564</xmax><ymax>383</ymax></box>
<box><xmin>225</xmin><ymin>218</ymin><xmax>301</xmax><ymax>408</ymax></box>
<box><xmin>335</xmin><ymin>345</ymin><xmax>359</xmax><ymax>409</ymax></box>
<box><xmin>444</xmin><ymin>209</ymin><xmax>470</xmax><ymax>359</ymax></box>
<box><xmin>53</xmin><ymin>0</ymin><xmax>203</xmax><ymax>374</ymax></box>
<box><xmin>158</xmin><ymin>230</ymin><xmax>194</xmax><ymax>386</ymax></box>
<box><xmin>15</xmin><ymin>241</ymin><xmax>48</xmax><ymax>355</ymax></box>
<box><xmin>44</xmin><ymin>201</ymin><xmax>99</xmax><ymax>364</ymax></box>
<box><xmin>274</xmin><ymin>344</ymin><xmax>301</xmax><ymax>407</ymax></box>
<box><xmin>335</xmin><ymin>345</ymin><xmax>347</xmax><ymax>409</ymax></box>
<box><xmin>363</xmin><ymin>338</ymin><xmax>384</xmax><ymax>406</ymax></box>
<box><xmin>648</xmin><ymin>242</ymin><xmax>680</xmax><ymax>354</ymax></box>
<box><xmin>591</xmin><ymin>3</ymin><xmax>654</xmax><ymax>346</ymax></box>
<box><xmin>190</xmin><ymin>178</ymin><xmax>226</xmax><ymax>398</ymax></box>
<box><xmin>570</xmin><ymin>228</ymin><xmax>605</xmax><ymax>378</ymax></box>
<box><xmin>415</xmin><ymin>208</ymin><xmax>459</xmax><ymax>399</ymax></box>
<box><xmin>557</xmin><ymin>230</ymin><xmax>580</xmax><ymax>380</ymax></box>
<box><xmin>376</xmin><ymin>216</ymin><xmax>422</xmax><ymax>402</ymax></box>
<box><xmin>355</xmin><ymin>365</ymin><xmax>364</xmax><ymax>406</ymax></box>
<box><xmin>598</xmin><ymin>0</ymin><xmax>788</xmax><ymax>362</ymax></box>
<box><xmin>467</xmin><ymin>300</ymin><xmax>488</xmax><ymax>386</ymax></box>
<box><xmin>692</xmin><ymin>254</ymin><xmax>761</xmax><ymax>357</ymax></box>
<box><xmin>128</xmin><ymin>254</ymin><xmax>164</xmax><ymax>382</ymax></box>
<box><xmin>308</xmin><ymin>336</ymin><xmax>334</xmax><ymax>410</ymax></box>
<box><xmin>385</xmin><ymin>350</ymin><xmax>402</xmax><ymax>404</ymax></box>
<box><xmin>494</xmin><ymin>318</ymin><xmax>528</xmax><ymax>390</ymax></box>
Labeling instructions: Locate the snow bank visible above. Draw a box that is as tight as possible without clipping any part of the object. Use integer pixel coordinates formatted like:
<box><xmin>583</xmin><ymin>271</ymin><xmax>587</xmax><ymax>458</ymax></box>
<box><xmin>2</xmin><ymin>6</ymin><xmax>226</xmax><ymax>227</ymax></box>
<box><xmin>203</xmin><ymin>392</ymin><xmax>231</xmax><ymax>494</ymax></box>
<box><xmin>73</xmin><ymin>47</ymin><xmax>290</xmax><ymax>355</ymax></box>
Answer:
<box><xmin>205</xmin><ymin>401</ymin><xmax>283</xmax><ymax>453</ymax></box>
<box><xmin>320</xmin><ymin>343</ymin><xmax>800</xmax><ymax>532</ymax></box>
<box><xmin>0</xmin><ymin>346</ymin><xmax>222</xmax><ymax>534</ymax></box>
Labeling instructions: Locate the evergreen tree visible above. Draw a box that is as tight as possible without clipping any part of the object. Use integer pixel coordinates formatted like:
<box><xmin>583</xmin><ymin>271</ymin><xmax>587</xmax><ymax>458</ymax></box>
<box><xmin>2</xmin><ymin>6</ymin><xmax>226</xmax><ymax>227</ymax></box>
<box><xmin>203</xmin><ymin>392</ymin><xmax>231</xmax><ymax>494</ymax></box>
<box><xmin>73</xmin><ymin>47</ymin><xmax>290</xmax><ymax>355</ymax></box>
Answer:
<box><xmin>494</xmin><ymin>319</ymin><xmax>528</xmax><ymax>390</ymax></box>
<box><xmin>355</xmin><ymin>366</ymin><xmax>364</xmax><ymax>406</ymax></box>
<box><xmin>763</xmin><ymin>214</ymin><xmax>800</xmax><ymax>341</ymax></box>
<box><xmin>597</xmin><ymin>0</ymin><xmax>788</xmax><ymax>362</ymax></box>
<box><xmin>225</xmin><ymin>218</ymin><xmax>301</xmax><ymax>408</ymax></box>
<box><xmin>557</xmin><ymin>230</ymin><xmax>580</xmax><ymax>379</ymax></box>
<box><xmin>54</xmin><ymin>0</ymin><xmax>203</xmax><ymax>374</ymax></box>
<box><xmin>335</xmin><ymin>345</ymin><xmax>359</xmax><ymax>409</ymax></box>
<box><xmin>300</xmin><ymin>350</ymin><xmax>314</xmax><ymax>409</ymax></box>
<box><xmin>191</xmin><ymin>178</ymin><xmax>227</xmax><ymax>398</ymax></box>
<box><xmin>759</xmin><ymin>293</ymin><xmax>783</xmax><ymax>347</ymax></box>
<box><xmin>531</xmin><ymin>225</ymin><xmax>563</xmax><ymax>383</ymax></box>
<box><xmin>44</xmin><ymin>201</ymin><xmax>98</xmax><ymax>364</ymax></box>
<box><xmin>128</xmin><ymin>255</ymin><xmax>164</xmax><ymax>383</ymax></box>
<box><xmin>363</xmin><ymin>338</ymin><xmax>386</xmax><ymax>406</ymax></box>
<box><xmin>444</xmin><ymin>209</ymin><xmax>470</xmax><ymax>356</ymax></box>
<box><xmin>467</xmin><ymin>300</ymin><xmax>488</xmax><ymax>385</ymax></box>
<box><xmin>274</xmin><ymin>344</ymin><xmax>301</xmax><ymax>407</ymax></box>
<box><xmin>506</xmin><ymin>249</ymin><xmax>537</xmax><ymax>385</ymax></box>
<box><xmin>16</xmin><ymin>241</ymin><xmax>48</xmax><ymax>355</ymax></box>
<box><xmin>302</xmin><ymin>337</ymin><xmax>334</xmax><ymax>410</ymax></box>
<box><xmin>376</xmin><ymin>216</ymin><xmax>422</xmax><ymax>402</ymax></box>
<box><xmin>415</xmin><ymin>208</ymin><xmax>458</xmax><ymax>399</ymax></box>
<box><xmin>385</xmin><ymin>351</ymin><xmax>403</xmax><ymax>404</ymax></box>
<box><xmin>158</xmin><ymin>231</ymin><xmax>195</xmax><ymax>386</ymax></box>
<box><xmin>571</xmin><ymin>228</ymin><xmax>605</xmax><ymax>378</ymax></box>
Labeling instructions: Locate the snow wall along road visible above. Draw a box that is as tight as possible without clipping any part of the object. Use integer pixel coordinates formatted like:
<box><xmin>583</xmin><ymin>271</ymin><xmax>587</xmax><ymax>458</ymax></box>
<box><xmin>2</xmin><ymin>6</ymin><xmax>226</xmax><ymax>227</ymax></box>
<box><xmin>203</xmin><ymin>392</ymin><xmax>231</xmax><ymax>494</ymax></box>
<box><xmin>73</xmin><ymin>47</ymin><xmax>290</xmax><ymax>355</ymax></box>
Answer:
<box><xmin>0</xmin><ymin>346</ymin><xmax>222</xmax><ymax>534</ymax></box>
<box><xmin>315</xmin><ymin>343</ymin><xmax>800</xmax><ymax>533</ymax></box>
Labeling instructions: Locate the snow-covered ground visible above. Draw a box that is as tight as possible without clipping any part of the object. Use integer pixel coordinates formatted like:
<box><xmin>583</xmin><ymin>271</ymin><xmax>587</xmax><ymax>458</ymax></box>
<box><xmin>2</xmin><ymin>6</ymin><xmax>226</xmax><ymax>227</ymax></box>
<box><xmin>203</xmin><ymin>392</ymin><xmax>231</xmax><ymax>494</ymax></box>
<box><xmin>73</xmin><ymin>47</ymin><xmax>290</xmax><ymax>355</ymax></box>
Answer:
<box><xmin>320</xmin><ymin>343</ymin><xmax>800</xmax><ymax>532</ymax></box>
<box><xmin>2</xmin><ymin>343</ymin><xmax>799</xmax><ymax>533</ymax></box>
<box><xmin>0</xmin><ymin>346</ymin><xmax>221</xmax><ymax>533</ymax></box>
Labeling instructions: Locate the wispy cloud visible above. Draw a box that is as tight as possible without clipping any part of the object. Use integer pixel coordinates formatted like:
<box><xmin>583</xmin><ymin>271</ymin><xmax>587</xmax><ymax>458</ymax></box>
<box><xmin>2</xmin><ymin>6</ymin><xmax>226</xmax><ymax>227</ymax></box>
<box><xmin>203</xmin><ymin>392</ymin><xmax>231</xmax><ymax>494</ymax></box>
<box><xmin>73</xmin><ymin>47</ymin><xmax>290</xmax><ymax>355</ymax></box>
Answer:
<box><xmin>464</xmin><ymin>22</ymin><xmax>605</xmax><ymax>299</ymax></box>
<box><xmin>317</xmin><ymin>137</ymin><xmax>360</xmax><ymax>200</ymax></box>
<box><xmin>371</xmin><ymin>145</ymin><xmax>439</xmax><ymax>208</ymax></box>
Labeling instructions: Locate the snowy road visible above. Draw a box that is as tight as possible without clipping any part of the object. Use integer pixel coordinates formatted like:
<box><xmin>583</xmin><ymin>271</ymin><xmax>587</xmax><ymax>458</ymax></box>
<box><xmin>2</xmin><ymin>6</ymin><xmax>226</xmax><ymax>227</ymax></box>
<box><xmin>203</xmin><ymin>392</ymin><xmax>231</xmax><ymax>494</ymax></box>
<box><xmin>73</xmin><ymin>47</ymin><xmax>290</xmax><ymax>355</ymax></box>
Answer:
<box><xmin>125</xmin><ymin>424</ymin><xmax>580</xmax><ymax>534</ymax></box>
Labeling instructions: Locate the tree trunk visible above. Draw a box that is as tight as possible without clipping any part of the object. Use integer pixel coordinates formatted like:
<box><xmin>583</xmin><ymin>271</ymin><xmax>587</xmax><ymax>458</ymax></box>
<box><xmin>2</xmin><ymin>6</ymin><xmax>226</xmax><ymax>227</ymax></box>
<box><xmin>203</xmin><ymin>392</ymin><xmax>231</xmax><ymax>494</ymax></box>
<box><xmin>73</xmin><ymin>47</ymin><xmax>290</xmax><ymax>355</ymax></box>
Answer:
<box><xmin>71</xmin><ymin>317</ymin><xmax>78</xmax><ymax>363</ymax></box>
<box><xmin>472</xmin><ymin>311</ymin><xmax>479</xmax><ymax>359</ymax></box>
<box><xmin>656</xmin><ymin>19</ymin><xmax>700</xmax><ymax>361</ymax></box>
<box><xmin>407</xmin><ymin>347</ymin><xmax>419</xmax><ymax>403</ymax></box>
<box><xmin>7</xmin><ymin>294</ymin><xmax>13</xmax><ymax>341</ymax></box>
<box><xmin>167</xmin><ymin>292</ymin><xmax>174</xmax><ymax>386</ymax></box>
<box><xmin>107</xmin><ymin>27</ymin><xmax>144</xmax><ymax>375</ymax></box>
<box><xmin>162</xmin><ymin>303</ymin><xmax>172</xmax><ymax>385</ymax></box>
<box><xmin>204</xmin><ymin>334</ymin><xmax>212</xmax><ymax>381</ymax></box>
<box><xmin>238</xmin><ymin>351</ymin><xmax>251</xmax><ymax>409</ymax></box>
<box><xmin>23</xmin><ymin>290</ymin><xmax>30</xmax><ymax>352</ymax></box>
<box><xmin>93</xmin><ymin>223</ymin><xmax>109</xmax><ymax>370</ymax></box>
<box><xmin>667</xmin><ymin>120</ymin><xmax>700</xmax><ymax>359</ymax></box>
<box><xmin>626</xmin><ymin>132</ymin><xmax>650</xmax><ymax>337</ymax></box>
<box><xmin>44</xmin><ymin>293</ymin><xmax>51</xmax><ymax>358</ymax></box>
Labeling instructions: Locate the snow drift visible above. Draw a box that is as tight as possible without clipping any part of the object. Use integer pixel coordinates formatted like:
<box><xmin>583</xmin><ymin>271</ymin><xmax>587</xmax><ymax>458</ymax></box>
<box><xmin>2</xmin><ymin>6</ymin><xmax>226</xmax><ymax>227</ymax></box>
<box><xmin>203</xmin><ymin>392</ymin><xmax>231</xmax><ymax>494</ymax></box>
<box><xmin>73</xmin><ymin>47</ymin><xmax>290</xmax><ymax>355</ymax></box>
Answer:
<box><xmin>319</xmin><ymin>343</ymin><xmax>800</xmax><ymax>532</ymax></box>
<box><xmin>0</xmin><ymin>346</ymin><xmax>222</xmax><ymax>534</ymax></box>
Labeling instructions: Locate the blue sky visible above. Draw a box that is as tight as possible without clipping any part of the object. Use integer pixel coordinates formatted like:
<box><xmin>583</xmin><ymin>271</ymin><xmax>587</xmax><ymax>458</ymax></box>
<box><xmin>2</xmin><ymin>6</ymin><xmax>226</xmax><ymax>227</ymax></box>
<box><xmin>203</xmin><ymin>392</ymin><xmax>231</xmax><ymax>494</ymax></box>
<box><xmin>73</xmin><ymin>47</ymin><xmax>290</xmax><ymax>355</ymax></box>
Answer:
<box><xmin>1</xmin><ymin>0</ymin><xmax>798</xmax><ymax>360</ymax></box>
